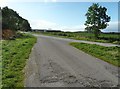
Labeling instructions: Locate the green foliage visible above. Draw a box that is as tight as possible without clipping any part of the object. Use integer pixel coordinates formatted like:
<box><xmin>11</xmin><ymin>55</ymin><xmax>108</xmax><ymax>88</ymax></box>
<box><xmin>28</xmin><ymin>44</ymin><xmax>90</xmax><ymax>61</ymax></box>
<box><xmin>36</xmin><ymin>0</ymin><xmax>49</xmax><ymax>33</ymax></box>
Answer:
<box><xmin>2</xmin><ymin>6</ymin><xmax>31</xmax><ymax>32</ymax></box>
<box><xmin>2</xmin><ymin>34</ymin><xmax>37</xmax><ymax>88</ymax></box>
<box><xmin>70</xmin><ymin>42</ymin><xmax>120</xmax><ymax>67</ymax></box>
<box><xmin>0</xmin><ymin>7</ymin><xmax>2</xmax><ymax>31</ymax></box>
<box><xmin>85</xmin><ymin>3</ymin><xmax>111</xmax><ymax>38</ymax></box>
<box><xmin>0</xmin><ymin>7</ymin><xmax>1</xmax><ymax>21</ymax></box>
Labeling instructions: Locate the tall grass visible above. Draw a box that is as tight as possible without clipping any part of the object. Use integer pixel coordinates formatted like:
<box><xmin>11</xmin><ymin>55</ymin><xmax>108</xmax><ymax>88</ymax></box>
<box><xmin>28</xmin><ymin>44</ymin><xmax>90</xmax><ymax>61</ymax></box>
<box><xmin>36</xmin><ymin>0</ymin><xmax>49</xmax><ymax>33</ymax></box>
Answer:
<box><xmin>2</xmin><ymin>33</ymin><xmax>37</xmax><ymax>88</ymax></box>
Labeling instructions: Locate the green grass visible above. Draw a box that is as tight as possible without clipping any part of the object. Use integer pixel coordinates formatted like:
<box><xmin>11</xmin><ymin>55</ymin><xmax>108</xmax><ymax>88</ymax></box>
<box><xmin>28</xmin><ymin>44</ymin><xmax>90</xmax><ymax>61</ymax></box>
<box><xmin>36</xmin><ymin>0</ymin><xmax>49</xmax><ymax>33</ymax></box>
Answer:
<box><xmin>0</xmin><ymin>41</ymin><xmax>2</xmax><ymax>89</ymax></box>
<box><xmin>2</xmin><ymin>33</ymin><xmax>37</xmax><ymax>88</ymax></box>
<box><xmin>70</xmin><ymin>42</ymin><xmax>120</xmax><ymax>67</ymax></box>
<box><xmin>36</xmin><ymin>32</ymin><xmax>120</xmax><ymax>44</ymax></box>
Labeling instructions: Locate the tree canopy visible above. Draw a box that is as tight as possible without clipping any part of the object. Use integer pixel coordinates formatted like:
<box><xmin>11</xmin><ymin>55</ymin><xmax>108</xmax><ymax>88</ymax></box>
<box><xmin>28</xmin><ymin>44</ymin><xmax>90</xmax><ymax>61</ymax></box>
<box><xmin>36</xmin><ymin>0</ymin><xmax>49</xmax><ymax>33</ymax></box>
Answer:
<box><xmin>84</xmin><ymin>3</ymin><xmax>111</xmax><ymax>38</ymax></box>
<box><xmin>2</xmin><ymin>6</ymin><xmax>31</xmax><ymax>32</ymax></box>
<box><xmin>0</xmin><ymin>7</ymin><xmax>2</xmax><ymax>27</ymax></box>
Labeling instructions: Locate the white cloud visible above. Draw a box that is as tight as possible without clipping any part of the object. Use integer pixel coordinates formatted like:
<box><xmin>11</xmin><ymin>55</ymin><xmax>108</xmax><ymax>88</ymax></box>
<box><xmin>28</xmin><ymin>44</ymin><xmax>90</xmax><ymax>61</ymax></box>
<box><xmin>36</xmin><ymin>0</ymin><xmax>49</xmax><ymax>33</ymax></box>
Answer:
<box><xmin>44</xmin><ymin>0</ymin><xmax>56</xmax><ymax>2</ymax></box>
<box><xmin>62</xmin><ymin>25</ymin><xmax>86</xmax><ymax>32</ymax></box>
<box><xmin>52</xmin><ymin>0</ymin><xmax>57</xmax><ymax>2</ymax></box>
<box><xmin>30</xmin><ymin>20</ymin><xmax>61</xmax><ymax>30</ymax></box>
<box><xmin>0</xmin><ymin>0</ymin><xmax>9</xmax><ymax>7</ymax></box>
<box><xmin>102</xmin><ymin>21</ymin><xmax>118</xmax><ymax>32</ymax></box>
<box><xmin>30</xmin><ymin>19</ymin><xmax>86</xmax><ymax>32</ymax></box>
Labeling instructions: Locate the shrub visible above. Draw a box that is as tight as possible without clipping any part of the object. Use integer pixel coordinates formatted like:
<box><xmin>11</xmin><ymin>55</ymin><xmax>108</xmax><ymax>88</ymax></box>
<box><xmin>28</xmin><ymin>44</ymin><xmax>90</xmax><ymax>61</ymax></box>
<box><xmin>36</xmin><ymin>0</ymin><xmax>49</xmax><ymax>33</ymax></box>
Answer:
<box><xmin>2</xmin><ymin>29</ymin><xmax>16</xmax><ymax>40</ymax></box>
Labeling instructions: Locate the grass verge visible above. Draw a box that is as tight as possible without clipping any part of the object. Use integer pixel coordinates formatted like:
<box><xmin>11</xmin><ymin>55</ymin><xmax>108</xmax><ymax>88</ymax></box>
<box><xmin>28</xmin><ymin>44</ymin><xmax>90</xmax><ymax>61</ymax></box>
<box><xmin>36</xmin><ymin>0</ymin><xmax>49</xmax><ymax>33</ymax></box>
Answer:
<box><xmin>70</xmin><ymin>42</ymin><xmax>120</xmax><ymax>67</ymax></box>
<box><xmin>2</xmin><ymin>33</ymin><xmax>37</xmax><ymax>88</ymax></box>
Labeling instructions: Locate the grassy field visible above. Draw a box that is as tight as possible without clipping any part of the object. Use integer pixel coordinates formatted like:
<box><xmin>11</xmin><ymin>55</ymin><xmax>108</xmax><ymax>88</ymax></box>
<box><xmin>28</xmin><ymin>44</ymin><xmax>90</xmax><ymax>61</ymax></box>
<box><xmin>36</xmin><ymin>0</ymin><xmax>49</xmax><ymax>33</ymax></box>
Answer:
<box><xmin>2</xmin><ymin>33</ymin><xmax>37</xmax><ymax>88</ymax></box>
<box><xmin>70</xmin><ymin>42</ymin><xmax>120</xmax><ymax>67</ymax></box>
<box><xmin>0</xmin><ymin>41</ymin><xmax>2</xmax><ymax>89</ymax></box>
<box><xmin>36</xmin><ymin>31</ymin><xmax>120</xmax><ymax>44</ymax></box>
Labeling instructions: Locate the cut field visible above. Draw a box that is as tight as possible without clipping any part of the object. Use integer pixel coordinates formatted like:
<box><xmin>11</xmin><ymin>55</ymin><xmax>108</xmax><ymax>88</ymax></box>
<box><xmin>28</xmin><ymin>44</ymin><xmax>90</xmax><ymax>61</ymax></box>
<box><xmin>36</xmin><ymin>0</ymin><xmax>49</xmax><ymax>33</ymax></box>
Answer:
<box><xmin>2</xmin><ymin>33</ymin><xmax>36</xmax><ymax>88</ymax></box>
<box><xmin>70</xmin><ymin>42</ymin><xmax>120</xmax><ymax>67</ymax></box>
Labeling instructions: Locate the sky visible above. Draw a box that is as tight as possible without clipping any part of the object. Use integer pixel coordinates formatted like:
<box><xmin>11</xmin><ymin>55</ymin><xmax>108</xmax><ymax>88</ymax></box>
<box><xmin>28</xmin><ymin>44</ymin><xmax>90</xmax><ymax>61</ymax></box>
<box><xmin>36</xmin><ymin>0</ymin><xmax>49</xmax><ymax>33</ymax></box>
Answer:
<box><xmin>0</xmin><ymin>0</ymin><xmax>119</xmax><ymax>32</ymax></box>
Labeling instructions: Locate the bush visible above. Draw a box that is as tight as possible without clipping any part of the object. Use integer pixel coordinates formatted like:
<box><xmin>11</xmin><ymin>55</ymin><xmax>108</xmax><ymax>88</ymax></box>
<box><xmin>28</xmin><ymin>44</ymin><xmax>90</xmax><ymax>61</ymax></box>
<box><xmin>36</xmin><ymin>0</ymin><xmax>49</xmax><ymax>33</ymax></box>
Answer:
<box><xmin>2</xmin><ymin>29</ymin><xmax>16</xmax><ymax>40</ymax></box>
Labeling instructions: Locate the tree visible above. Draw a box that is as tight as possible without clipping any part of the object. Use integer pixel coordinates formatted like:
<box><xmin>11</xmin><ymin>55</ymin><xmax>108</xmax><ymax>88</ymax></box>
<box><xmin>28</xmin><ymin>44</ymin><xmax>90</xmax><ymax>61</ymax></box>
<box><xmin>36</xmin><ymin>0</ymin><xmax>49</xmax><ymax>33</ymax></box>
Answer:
<box><xmin>2</xmin><ymin>7</ymin><xmax>19</xmax><ymax>30</ymax></box>
<box><xmin>84</xmin><ymin>3</ymin><xmax>111</xmax><ymax>38</ymax></box>
<box><xmin>0</xmin><ymin>7</ymin><xmax>2</xmax><ymax>39</ymax></box>
<box><xmin>2</xmin><ymin>6</ymin><xmax>31</xmax><ymax>31</ymax></box>
<box><xmin>20</xmin><ymin>19</ymin><xmax>31</xmax><ymax>32</ymax></box>
<box><xmin>2</xmin><ymin>6</ymin><xmax>31</xmax><ymax>39</ymax></box>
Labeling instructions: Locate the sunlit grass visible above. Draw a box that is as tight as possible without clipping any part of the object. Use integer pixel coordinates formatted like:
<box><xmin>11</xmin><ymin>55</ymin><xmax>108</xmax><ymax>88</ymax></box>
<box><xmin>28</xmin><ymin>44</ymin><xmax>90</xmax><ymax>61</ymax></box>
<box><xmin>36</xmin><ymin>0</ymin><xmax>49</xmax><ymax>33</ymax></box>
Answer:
<box><xmin>70</xmin><ymin>42</ymin><xmax>120</xmax><ymax>67</ymax></box>
<box><xmin>2</xmin><ymin>33</ymin><xmax>37</xmax><ymax>88</ymax></box>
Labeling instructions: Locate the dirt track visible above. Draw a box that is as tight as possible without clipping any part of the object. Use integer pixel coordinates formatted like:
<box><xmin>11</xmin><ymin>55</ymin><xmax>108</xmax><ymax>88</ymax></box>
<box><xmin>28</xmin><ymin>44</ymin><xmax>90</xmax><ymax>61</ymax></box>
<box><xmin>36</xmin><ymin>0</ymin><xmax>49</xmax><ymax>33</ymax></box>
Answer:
<box><xmin>25</xmin><ymin>35</ymin><xmax>118</xmax><ymax>87</ymax></box>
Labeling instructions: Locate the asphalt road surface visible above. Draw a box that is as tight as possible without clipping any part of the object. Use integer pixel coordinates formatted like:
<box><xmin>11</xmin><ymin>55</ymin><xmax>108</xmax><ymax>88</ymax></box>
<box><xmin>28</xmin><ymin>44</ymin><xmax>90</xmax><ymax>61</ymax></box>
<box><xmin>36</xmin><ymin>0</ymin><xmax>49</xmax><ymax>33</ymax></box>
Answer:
<box><xmin>25</xmin><ymin>35</ymin><xmax>119</xmax><ymax>87</ymax></box>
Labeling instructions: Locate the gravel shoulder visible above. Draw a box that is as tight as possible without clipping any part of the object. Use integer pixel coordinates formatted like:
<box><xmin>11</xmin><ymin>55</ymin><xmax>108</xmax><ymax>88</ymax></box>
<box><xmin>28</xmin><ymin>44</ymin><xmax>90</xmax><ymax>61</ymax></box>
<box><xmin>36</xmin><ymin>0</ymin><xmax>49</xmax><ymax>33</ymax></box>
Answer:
<box><xmin>25</xmin><ymin>35</ymin><xmax>119</xmax><ymax>87</ymax></box>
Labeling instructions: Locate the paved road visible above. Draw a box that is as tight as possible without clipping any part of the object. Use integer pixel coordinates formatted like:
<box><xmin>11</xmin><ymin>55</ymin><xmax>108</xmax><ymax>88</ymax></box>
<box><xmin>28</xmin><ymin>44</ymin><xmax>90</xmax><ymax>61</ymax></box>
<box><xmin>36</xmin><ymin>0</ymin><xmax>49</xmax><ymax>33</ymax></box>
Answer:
<box><xmin>25</xmin><ymin>35</ymin><xmax>119</xmax><ymax>87</ymax></box>
<box><xmin>34</xmin><ymin>34</ymin><xmax>120</xmax><ymax>47</ymax></box>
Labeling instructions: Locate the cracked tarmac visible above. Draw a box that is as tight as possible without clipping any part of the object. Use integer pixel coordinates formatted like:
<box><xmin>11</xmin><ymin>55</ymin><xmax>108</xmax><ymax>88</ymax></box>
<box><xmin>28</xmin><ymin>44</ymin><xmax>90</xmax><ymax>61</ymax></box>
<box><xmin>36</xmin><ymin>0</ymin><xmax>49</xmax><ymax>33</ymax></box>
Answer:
<box><xmin>25</xmin><ymin>35</ymin><xmax>119</xmax><ymax>87</ymax></box>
